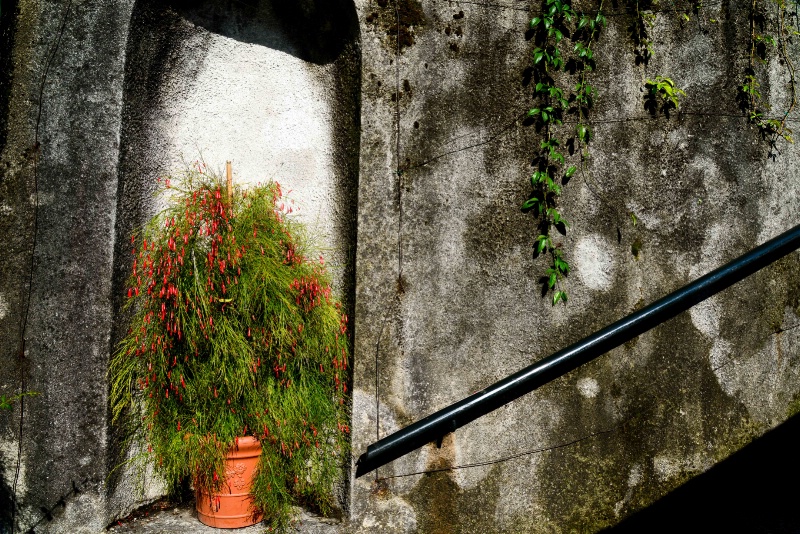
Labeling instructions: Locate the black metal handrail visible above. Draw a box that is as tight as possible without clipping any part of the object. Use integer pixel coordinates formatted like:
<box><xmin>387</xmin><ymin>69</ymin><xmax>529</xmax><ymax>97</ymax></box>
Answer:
<box><xmin>355</xmin><ymin>223</ymin><xmax>800</xmax><ymax>478</ymax></box>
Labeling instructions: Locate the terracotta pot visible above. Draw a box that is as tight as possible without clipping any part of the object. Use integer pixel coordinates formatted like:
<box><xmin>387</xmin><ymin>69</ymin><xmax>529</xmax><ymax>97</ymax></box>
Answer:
<box><xmin>196</xmin><ymin>436</ymin><xmax>263</xmax><ymax>528</ymax></box>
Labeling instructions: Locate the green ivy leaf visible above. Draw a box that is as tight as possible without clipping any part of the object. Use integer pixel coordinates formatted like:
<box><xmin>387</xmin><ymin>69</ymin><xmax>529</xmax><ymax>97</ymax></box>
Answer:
<box><xmin>536</xmin><ymin>236</ymin><xmax>548</xmax><ymax>254</ymax></box>
<box><xmin>530</xmin><ymin>16</ymin><xmax>542</xmax><ymax>28</ymax></box>
<box><xmin>576</xmin><ymin>124</ymin><xmax>590</xmax><ymax>141</ymax></box>
<box><xmin>548</xmin><ymin>272</ymin><xmax>558</xmax><ymax>288</ymax></box>
<box><xmin>522</xmin><ymin>197</ymin><xmax>539</xmax><ymax>210</ymax></box>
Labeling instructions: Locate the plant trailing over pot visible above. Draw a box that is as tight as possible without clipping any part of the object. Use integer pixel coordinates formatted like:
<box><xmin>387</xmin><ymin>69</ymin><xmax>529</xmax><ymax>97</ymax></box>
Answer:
<box><xmin>110</xmin><ymin>164</ymin><xmax>350</xmax><ymax>531</ymax></box>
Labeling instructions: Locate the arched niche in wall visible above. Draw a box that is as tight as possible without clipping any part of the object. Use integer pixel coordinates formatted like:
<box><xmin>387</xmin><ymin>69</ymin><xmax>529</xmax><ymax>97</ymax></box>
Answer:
<box><xmin>108</xmin><ymin>0</ymin><xmax>360</xmax><ymax>514</ymax></box>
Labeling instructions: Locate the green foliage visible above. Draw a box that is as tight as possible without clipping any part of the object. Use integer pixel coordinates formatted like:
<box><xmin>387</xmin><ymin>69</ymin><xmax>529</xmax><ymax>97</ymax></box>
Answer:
<box><xmin>524</xmin><ymin>0</ymin><xmax>606</xmax><ymax>305</ymax></box>
<box><xmin>645</xmin><ymin>75</ymin><xmax>686</xmax><ymax>111</ymax></box>
<box><xmin>110</xmin><ymin>167</ymin><xmax>350</xmax><ymax>531</ymax></box>
<box><xmin>0</xmin><ymin>391</ymin><xmax>38</xmax><ymax>410</ymax></box>
<box><xmin>521</xmin><ymin>0</ymin><xmax>795</xmax><ymax>306</ymax></box>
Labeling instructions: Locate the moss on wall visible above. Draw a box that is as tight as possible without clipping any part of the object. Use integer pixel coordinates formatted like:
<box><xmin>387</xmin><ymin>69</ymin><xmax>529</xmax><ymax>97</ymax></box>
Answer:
<box><xmin>364</xmin><ymin>0</ymin><xmax>425</xmax><ymax>51</ymax></box>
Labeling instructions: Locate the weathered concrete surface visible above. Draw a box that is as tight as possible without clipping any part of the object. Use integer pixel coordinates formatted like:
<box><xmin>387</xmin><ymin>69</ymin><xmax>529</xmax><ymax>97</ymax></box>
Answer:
<box><xmin>0</xmin><ymin>0</ymin><xmax>359</xmax><ymax>532</ymax></box>
<box><xmin>350</xmin><ymin>0</ymin><xmax>800</xmax><ymax>532</ymax></box>
<box><xmin>0</xmin><ymin>0</ymin><xmax>134</xmax><ymax>532</ymax></box>
<box><xmin>107</xmin><ymin>502</ymin><xmax>340</xmax><ymax>534</ymax></box>
<box><xmin>1</xmin><ymin>0</ymin><xmax>800</xmax><ymax>532</ymax></box>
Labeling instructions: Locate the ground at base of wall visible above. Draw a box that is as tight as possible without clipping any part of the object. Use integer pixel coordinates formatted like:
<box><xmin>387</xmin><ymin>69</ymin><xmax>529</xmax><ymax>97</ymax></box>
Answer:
<box><xmin>107</xmin><ymin>500</ymin><xmax>341</xmax><ymax>534</ymax></box>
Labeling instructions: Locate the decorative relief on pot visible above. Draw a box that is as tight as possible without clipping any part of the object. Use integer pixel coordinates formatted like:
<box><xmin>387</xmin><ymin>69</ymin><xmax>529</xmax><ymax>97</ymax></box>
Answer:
<box><xmin>226</xmin><ymin>463</ymin><xmax>248</xmax><ymax>490</ymax></box>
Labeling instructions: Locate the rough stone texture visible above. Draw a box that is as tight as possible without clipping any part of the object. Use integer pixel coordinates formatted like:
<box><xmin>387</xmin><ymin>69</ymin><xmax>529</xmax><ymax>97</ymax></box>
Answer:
<box><xmin>0</xmin><ymin>0</ymin><xmax>359</xmax><ymax>532</ymax></box>
<box><xmin>0</xmin><ymin>1</ymin><xmax>134</xmax><ymax>532</ymax></box>
<box><xmin>1</xmin><ymin>0</ymin><xmax>800</xmax><ymax>532</ymax></box>
<box><xmin>350</xmin><ymin>0</ymin><xmax>800</xmax><ymax>532</ymax></box>
<box><xmin>107</xmin><ymin>502</ymin><xmax>341</xmax><ymax>534</ymax></box>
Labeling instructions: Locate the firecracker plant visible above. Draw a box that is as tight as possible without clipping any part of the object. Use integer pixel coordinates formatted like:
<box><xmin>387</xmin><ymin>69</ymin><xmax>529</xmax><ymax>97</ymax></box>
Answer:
<box><xmin>110</xmin><ymin>167</ymin><xmax>350</xmax><ymax>531</ymax></box>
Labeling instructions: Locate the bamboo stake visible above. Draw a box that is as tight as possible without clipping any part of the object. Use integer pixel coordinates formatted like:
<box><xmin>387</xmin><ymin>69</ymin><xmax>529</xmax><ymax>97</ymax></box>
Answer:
<box><xmin>226</xmin><ymin>161</ymin><xmax>233</xmax><ymax>207</ymax></box>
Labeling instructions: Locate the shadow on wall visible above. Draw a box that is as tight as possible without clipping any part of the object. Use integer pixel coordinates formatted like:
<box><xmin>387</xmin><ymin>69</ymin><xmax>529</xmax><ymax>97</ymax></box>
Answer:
<box><xmin>0</xmin><ymin>455</ymin><xmax>11</xmax><ymax>534</ymax></box>
<box><xmin>108</xmin><ymin>0</ymin><xmax>360</xmax><ymax>516</ymax></box>
<box><xmin>602</xmin><ymin>411</ymin><xmax>800</xmax><ymax>534</ymax></box>
<box><xmin>168</xmin><ymin>0</ymin><xmax>358</xmax><ymax>65</ymax></box>
<box><xmin>0</xmin><ymin>0</ymin><xmax>19</xmax><ymax>159</ymax></box>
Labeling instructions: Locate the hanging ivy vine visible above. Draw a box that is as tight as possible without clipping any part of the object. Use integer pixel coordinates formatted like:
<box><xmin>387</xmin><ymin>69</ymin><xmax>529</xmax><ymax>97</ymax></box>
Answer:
<box><xmin>524</xmin><ymin>0</ymin><xmax>797</xmax><ymax>305</ymax></box>
<box><xmin>524</xmin><ymin>0</ymin><xmax>612</xmax><ymax>305</ymax></box>
<box><xmin>739</xmin><ymin>0</ymin><xmax>797</xmax><ymax>153</ymax></box>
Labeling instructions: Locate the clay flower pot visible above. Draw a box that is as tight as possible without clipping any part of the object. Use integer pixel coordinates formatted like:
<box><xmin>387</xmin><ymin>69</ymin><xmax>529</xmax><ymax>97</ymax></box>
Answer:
<box><xmin>196</xmin><ymin>436</ymin><xmax>263</xmax><ymax>528</ymax></box>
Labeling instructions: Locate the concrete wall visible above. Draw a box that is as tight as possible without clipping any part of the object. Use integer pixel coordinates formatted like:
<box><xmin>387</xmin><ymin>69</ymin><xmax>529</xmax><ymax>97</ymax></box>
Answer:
<box><xmin>0</xmin><ymin>0</ymin><xmax>359</xmax><ymax>532</ymax></box>
<box><xmin>349</xmin><ymin>0</ymin><xmax>800</xmax><ymax>532</ymax></box>
<box><xmin>0</xmin><ymin>0</ymin><xmax>799</xmax><ymax>532</ymax></box>
<box><xmin>0</xmin><ymin>1</ymin><xmax>133</xmax><ymax>531</ymax></box>
<box><xmin>115</xmin><ymin>0</ymin><xmax>360</xmax><ymax>286</ymax></box>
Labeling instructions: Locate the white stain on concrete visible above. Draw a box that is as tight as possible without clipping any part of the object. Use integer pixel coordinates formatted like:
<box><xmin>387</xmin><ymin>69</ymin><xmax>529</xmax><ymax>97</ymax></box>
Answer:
<box><xmin>689</xmin><ymin>223</ymin><xmax>732</xmax><ymax>339</ymax></box>
<box><xmin>709</xmin><ymin>308</ymin><xmax>800</xmax><ymax>424</ymax></box>
<box><xmin>614</xmin><ymin>464</ymin><xmax>644</xmax><ymax>516</ymax></box>
<box><xmin>0</xmin><ymin>294</ymin><xmax>8</xmax><ymax>320</ymax></box>
<box><xmin>627</xmin><ymin>464</ymin><xmax>642</xmax><ymax>486</ymax></box>
<box><xmin>0</xmin><ymin>438</ymin><xmax>24</xmax><ymax>495</ymax></box>
<box><xmin>577</xmin><ymin>377</ymin><xmax>600</xmax><ymax>399</ymax></box>
<box><xmin>689</xmin><ymin>297</ymin><xmax>721</xmax><ymax>339</ymax></box>
<box><xmin>708</xmin><ymin>339</ymin><xmax>737</xmax><ymax>396</ymax></box>
<box><xmin>574</xmin><ymin>234</ymin><xmax>615</xmax><ymax>291</ymax></box>
<box><xmin>653</xmin><ymin>454</ymin><xmax>711</xmax><ymax>483</ymax></box>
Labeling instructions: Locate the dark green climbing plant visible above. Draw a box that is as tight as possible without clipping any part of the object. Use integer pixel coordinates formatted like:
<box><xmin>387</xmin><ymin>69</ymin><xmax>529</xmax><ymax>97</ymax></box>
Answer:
<box><xmin>525</xmin><ymin>0</ymin><xmax>606</xmax><ymax>305</ymax></box>
<box><xmin>524</xmin><ymin>0</ymin><xmax>797</xmax><ymax>305</ymax></box>
<box><xmin>739</xmin><ymin>0</ymin><xmax>797</xmax><ymax>150</ymax></box>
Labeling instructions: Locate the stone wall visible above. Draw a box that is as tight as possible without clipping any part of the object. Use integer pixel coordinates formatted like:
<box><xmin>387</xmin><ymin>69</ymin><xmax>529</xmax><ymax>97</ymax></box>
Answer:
<box><xmin>0</xmin><ymin>0</ymin><xmax>799</xmax><ymax>532</ymax></box>
<box><xmin>349</xmin><ymin>0</ymin><xmax>800</xmax><ymax>532</ymax></box>
<box><xmin>0</xmin><ymin>1</ymin><xmax>359</xmax><ymax>531</ymax></box>
<box><xmin>0</xmin><ymin>1</ymin><xmax>133</xmax><ymax>531</ymax></box>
